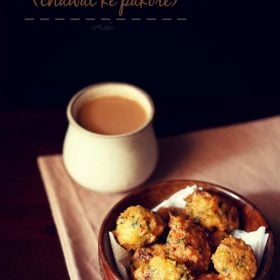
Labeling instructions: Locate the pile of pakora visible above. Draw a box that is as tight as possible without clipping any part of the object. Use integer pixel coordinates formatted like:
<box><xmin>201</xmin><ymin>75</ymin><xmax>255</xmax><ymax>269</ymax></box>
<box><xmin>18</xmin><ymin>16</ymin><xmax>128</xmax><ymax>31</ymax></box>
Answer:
<box><xmin>113</xmin><ymin>190</ymin><xmax>258</xmax><ymax>280</ymax></box>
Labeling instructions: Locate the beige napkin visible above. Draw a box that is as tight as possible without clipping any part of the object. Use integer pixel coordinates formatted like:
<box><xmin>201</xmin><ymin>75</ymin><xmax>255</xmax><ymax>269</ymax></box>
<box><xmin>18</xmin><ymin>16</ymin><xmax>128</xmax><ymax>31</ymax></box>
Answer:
<box><xmin>37</xmin><ymin>116</ymin><xmax>280</xmax><ymax>280</ymax></box>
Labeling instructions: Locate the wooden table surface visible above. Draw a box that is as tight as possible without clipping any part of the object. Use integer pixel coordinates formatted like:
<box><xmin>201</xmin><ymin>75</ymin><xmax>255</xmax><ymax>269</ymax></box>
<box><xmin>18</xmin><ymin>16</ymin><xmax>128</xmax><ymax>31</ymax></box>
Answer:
<box><xmin>0</xmin><ymin>110</ymin><xmax>69</xmax><ymax>279</ymax></box>
<box><xmin>1</xmin><ymin>109</ymin><xmax>279</xmax><ymax>279</ymax></box>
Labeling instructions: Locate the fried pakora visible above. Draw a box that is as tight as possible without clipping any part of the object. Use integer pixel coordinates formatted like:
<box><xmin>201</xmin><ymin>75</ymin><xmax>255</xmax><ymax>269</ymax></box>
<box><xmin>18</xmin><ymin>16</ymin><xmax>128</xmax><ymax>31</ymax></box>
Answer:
<box><xmin>197</xmin><ymin>273</ymin><xmax>223</xmax><ymax>280</ymax></box>
<box><xmin>132</xmin><ymin>256</ymin><xmax>193</xmax><ymax>280</ymax></box>
<box><xmin>211</xmin><ymin>236</ymin><xmax>257</xmax><ymax>280</ymax></box>
<box><xmin>114</xmin><ymin>205</ymin><xmax>165</xmax><ymax>250</ymax></box>
<box><xmin>131</xmin><ymin>244</ymin><xmax>167</xmax><ymax>270</ymax></box>
<box><xmin>166</xmin><ymin>215</ymin><xmax>211</xmax><ymax>272</ymax></box>
<box><xmin>185</xmin><ymin>191</ymin><xmax>239</xmax><ymax>232</ymax></box>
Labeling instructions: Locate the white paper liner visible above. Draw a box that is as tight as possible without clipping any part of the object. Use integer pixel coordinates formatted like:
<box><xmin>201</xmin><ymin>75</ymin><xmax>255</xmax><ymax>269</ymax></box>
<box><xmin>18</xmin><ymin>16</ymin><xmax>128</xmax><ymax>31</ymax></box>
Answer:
<box><xmin>109</xmin><ymin>185</ymin><xmax>269</xmax><ymax>279</ymax></box>
<box><xmin>152</xmin><ymin>184</ymin><xmax>198</xmax><ymax>211</ymax></box>
<box><xmin>232</xmin><ymin>226</ymin><xmax>269</xmax><ymax>266</ymax></box>
<box><xmin>109</xmin><ymin>232</ymin><xmax>130</xmax><ymax>280</ymax></box>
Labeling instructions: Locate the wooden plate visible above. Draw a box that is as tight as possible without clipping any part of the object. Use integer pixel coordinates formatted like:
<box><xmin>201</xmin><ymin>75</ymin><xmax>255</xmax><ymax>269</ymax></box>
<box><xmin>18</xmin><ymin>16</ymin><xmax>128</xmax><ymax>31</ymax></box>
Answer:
<box><xmin>98</xmin><ymin>180</ymin><xmax>274</xmax><ymax>280</ymax></box>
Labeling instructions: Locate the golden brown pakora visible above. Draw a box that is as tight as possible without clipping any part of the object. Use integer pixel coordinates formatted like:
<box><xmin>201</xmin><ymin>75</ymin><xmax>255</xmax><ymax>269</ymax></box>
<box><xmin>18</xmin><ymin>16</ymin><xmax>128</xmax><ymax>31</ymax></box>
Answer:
<box><xmin>132</xmin><ymin>256</ymin><xmax>193</xmax><ymax>280</ymax></box>
<box><xmin>114</xmin><ymin>205</ymin><xmax>165</xmax><ymax>250</ymax></box>
<box><xmin>211</xmin><ymin>236</ymin><xmax>257</xmax><ymax>280</ymax></box>
<box><xmin>131</xmin><ymin>244</ymin><xmax>167</xmax><ymax>270</ymax></box>
<box><xmin>197</xmin><ymin>273</ymin><xmax>223</xmax><ymax>280</ymax></box>
<box><xmin>185</xmin><ymin>191</ymin><xmax>239</xmax><ymax>232</ymax></box>
<box><xmin>166</xmin><ymin>215</ymin><xmax>211</xmax><ymax>272</ymax></box>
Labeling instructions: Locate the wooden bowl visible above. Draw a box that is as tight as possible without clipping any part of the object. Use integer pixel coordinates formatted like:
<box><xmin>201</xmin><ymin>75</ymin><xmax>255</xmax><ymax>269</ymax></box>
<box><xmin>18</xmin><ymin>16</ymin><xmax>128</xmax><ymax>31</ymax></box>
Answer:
<box><xmin>98</xmin><ymin>180</ymin><xmax>274</xmax><ymax>280</ymax></box>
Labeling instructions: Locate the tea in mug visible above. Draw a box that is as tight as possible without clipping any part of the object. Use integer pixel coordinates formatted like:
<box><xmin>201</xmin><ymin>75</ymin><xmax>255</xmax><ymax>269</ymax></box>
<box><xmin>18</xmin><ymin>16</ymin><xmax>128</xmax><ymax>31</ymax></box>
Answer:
<box><xmin>77</xmin><ymin>96</ymin><xmax>147</xmax><ymax>135</ymax></box>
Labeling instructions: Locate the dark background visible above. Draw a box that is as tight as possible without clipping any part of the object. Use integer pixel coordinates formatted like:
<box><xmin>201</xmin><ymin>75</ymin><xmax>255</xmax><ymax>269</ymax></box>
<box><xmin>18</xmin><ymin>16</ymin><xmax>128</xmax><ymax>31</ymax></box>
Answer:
<box><xmin>1</xmin><ymin>0</ymin><xmax>279</xmax><ymax>134</ymax></box>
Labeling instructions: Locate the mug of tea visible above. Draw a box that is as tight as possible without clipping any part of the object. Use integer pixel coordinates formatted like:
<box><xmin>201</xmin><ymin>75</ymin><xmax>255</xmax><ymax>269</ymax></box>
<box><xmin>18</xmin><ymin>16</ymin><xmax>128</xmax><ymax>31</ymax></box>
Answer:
<box><xmin>62</xmin><ymin>82</ymin><xmax>158</xmax><ymax>193</ymax></box>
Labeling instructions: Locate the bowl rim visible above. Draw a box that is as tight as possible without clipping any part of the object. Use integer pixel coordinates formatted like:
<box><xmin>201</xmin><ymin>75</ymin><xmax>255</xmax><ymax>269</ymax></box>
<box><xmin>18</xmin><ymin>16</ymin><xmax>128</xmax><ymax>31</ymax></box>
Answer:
<box><xmin>98</xmin><ymin>179</ymin><xmax>275</xmax><ymax>280</ymax></box>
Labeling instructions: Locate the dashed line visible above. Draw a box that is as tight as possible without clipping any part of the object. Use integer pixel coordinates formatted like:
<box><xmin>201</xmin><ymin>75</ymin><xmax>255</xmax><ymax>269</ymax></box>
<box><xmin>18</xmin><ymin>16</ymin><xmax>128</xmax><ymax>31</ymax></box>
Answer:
<box><xmin>177</xmin><ymin>18</ymin><xmax>187</xmax><ymax>21</ymax></box>
<box><xmin>24</xmin><ymin>17</ymin><xmax>187</xmax><ymax>22</ymax></box>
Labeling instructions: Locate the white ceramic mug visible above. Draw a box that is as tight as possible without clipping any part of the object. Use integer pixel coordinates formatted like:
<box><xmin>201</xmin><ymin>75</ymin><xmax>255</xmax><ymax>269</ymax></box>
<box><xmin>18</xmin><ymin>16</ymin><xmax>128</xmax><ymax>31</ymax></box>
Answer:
<box><xmin>62</xmin><ymin>82</ymin><xmax>158</xmax><ymax>193</ymax></box>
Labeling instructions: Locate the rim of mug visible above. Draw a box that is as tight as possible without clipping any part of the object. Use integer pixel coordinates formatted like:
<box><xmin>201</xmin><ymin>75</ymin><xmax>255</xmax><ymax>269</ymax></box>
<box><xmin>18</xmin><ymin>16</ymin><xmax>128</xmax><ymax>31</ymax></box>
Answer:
<box><xmin>66</xmin><ymin>82</ymin><xmax>155</xmax><ymax>139</ymax></box>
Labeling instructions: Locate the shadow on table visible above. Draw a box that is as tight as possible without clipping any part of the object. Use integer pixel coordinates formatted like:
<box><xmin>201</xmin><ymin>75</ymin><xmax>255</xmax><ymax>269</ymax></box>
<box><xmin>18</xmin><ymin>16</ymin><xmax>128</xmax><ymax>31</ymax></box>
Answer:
<box><xmin>149</xmin><ymin>135</ymin><xmax>192</xmax><ymax>181</ymax></box>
